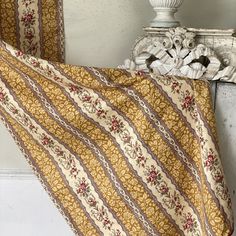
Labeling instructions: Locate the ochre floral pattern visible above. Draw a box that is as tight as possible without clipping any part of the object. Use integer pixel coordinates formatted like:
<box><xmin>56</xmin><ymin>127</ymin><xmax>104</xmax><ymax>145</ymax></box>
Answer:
<box><xmin>20</xmin><ymin>2</ymin><xmax>38</xmax><ymax>56</ymax></box>
<box><xmin>0</xmin><ymin>81</ymin><xmax>126</xmax><ymax>234</ymax></box>
<box><xmin>179</xmin><ymin>90</ymin><xmax>197</xmax><ymax>120</ymax></box>
<box><xmin>0</xmin><ymin>41</ymin><xmax>234</xmax><ymax>236</ymax></box>
<box><xmin>0</xmin><ymin>0</ymin><xmax>64</xmax><ymax>62</ymax></box>
<box><xmin>182</xmin><ymin>213</ymin><xmax>200</xmax><ymax>235</ymax></box>
<box><xmin>155</xmin><ymin>75</ymin><xmax>232</xmax><ymax>210</ymax></box>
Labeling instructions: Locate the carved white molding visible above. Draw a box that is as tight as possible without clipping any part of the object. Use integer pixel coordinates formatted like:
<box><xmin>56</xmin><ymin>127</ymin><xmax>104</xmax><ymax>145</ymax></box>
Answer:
<box><xmin>120</xmin><ymin>27</ymin><xmax>236</xmax><ymax>84</ymax></box>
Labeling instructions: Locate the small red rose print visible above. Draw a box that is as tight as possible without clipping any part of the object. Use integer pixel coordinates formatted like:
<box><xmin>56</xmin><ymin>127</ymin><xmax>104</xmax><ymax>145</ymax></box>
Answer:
<box><xmin>77</xmin><ymin>178</ymin><xmax>90</xmax><ymax>196</ymax></box>
<box><xmin>15</xmin><ymin>50</ymin><xmax>24</xmax><ymax>57</ymax></box>
<box><xmin>159</xmin><ymin>184</ymin><xmax>169</xmax><ymax>195</ymax></box>
<box><xmin>205</xmin><ymin>154</ymin><xmax>215</xmax><ymax>168</ymax></box>
<box><xmin>0</xmin><ymin>91</ymin><xmax>6</xmax><ymax>102</ymax></box>
<box><xmin>179</xmin><ymin>90</ymin><xmax>197</xmax><ymax>120</ymax></box>
<box><xmin>172</xmin><ymin>193</ymin><xmax>184</xmax><ymax>215</ymax></box>
<box><xmin>183</xmin><ymin>213</ymin><xmax>194</xmax><ymax>230</ymax></box>
<box><xmin>121</xmin><ymin>133</ymin><xmax>131</xmax><ymax>143</ymax></box>
<box><xmin>21</xmin><ymin>9</ymin><xmax>36</xmax><ymax>26</ymax></box>
<box><xmin>82</xmin><ymin>94</ymin><xmax>92</xmax><ymax>103</ymax></box>
<box><xmin>25</xmin><ymin>28</ymin><xmax>34</xmax><ymax>40</ymax></box>
<box><xmin>70</xmin><ymin>167</ymin><xmax>79</xmax><ymax>179</ymax></box>
<box><xmin>182</xmin><ymin>92</ymin><xmax>194</xmax><ymax>110</ymax></box>
<box><xmin>0</xmin><ymin>89</ymin><xmax>8</xmax><ymax>104</ymax></box>
<box><xmin>108</xmin><ymin>115</ymin><xmax>124</xmax><ymax>133</ymax></box>
<box><xmin>29</xmin><ymin>124</ymin><xmax>37</xmax><ymax>133</ymax></box>
<box><xmin>41</xmin><ymin>134</ymin><xmax>54</xmax><ymax>147</ymax></box>
<box><xmin>182</xmin><ymin>213</ymin><xmax>198</xmax><ymax>233</ymax></box>
<box><xmin>69</xmin><ymin>84</ymin><xmax>81</xmax><ymax>93</ymax></box>
<box><xmin>146</xmin><ymin>165</ymin><xmax>161</xmax><ymax>186</ymax></box>
<box><xmin>204</xmin><ymin>148</ymin><xmax>218</xmax><ymax>169</ymax></box>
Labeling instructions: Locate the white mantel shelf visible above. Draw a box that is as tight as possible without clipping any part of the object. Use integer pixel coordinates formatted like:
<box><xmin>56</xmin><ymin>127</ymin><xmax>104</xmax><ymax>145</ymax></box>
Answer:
<box><xmin>144</xmin><ymin>27</ymin><xmax>236</xmax><ymax>36</ymax></box>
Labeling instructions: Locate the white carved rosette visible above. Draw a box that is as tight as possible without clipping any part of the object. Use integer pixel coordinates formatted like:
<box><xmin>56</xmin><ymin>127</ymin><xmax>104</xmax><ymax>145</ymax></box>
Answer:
<box><xmin>149</xmin><ymin>0</ymin><xmax>184</xmax><ymax>27</ymax></box>
<box><xmin>120</xmin><ymin>27</ymin><xmax>236</xmax><ymax>84</ymax></box>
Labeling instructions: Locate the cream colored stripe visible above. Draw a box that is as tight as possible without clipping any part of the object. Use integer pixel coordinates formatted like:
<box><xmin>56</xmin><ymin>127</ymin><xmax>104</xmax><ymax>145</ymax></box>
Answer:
<box><xmin>152</xmin><ymin>74</ymin><xmax>232</xmax><ymax>221</ymax></box>
<box><xmin>17</xmin><ymin>0</ymin><xmax>41</xmax><ymax>57</ymax></box>
<box><xmin>193</xmin><ymin>98</ymin><xmax>233</xmax><ymax>223</ymax></box>
<box><xmin>0</xmin><ymin>80</ymin><xmax>126</xmax><ymax>236</ymax></box>
<box><xmin>151</xmin><ymin>75</ymin><xmax>200</xmax><ymax>132</ymax></box>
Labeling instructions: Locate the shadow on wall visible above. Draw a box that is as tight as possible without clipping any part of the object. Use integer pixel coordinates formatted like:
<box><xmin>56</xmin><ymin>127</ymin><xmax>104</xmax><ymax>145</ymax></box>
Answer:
<box><xmin>178</xmin><ymin>0</ymin><xmax>236</xmax><ymax>29</ymax></box>
<box><xmin>214</xmin><ymin>83</ymin><xmax>236</xmax><ymax>232</ymax></box>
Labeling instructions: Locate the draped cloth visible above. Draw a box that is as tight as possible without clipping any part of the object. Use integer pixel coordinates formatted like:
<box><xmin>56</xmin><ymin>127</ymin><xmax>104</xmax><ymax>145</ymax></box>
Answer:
<box><xmin>0</xmin><ymin>40</ymin><xmax>234</xmax><ymax>236</ymax></box>
<box><xmin>0</xmin><ymin>0</ymin><xmax>64</xmax><ymax>62</ymax></box>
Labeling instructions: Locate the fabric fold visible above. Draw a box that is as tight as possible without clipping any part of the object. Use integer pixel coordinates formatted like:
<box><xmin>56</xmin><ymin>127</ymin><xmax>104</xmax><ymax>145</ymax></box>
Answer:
<box><xmin>0</xmin><ymin>40</ymin><xmax>234</xmax><ymax>236</ymax></box>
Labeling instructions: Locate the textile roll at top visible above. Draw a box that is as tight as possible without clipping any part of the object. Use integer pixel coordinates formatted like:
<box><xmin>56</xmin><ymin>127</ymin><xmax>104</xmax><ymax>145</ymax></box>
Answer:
<box><xmin>0</xmin><ymin>0</ymin><xmax>64</xmax><ymax>62</ymax></box>
<box><xmin>0</xmin><ymin>40</ymin><xmax>234</xmax><ymax>235</ymax></box>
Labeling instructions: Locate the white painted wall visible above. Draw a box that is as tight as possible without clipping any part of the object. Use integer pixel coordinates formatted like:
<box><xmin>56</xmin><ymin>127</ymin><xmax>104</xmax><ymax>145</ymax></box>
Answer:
<box><xmin>0</xmin><ymin>0</ymin><xmax>236</xmax><ymax>235</ymax></box>
<box><xmin>0</xmin><ymin>178</ymin><xmax>73</xmax><ymax>236</ymax></box>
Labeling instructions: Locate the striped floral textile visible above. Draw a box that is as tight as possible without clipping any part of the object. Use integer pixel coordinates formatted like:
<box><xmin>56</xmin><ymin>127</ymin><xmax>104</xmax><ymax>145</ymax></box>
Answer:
<box><xmin>0</xmin><ymin>0</ymin><xmax>64</xmax><ymax>62</ymax></box>
<box><xmin>0</xmin><ymin>40</ymin><xmax>234</xmax><ymax>236</ymax></box>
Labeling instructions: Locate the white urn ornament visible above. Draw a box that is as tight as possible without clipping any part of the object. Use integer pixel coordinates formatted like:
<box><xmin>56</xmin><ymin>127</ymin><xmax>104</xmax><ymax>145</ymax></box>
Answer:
<box><xmin>149</xmin><ymin>0</ymin><xmax>184</xmax><ymax>28</ymax></box>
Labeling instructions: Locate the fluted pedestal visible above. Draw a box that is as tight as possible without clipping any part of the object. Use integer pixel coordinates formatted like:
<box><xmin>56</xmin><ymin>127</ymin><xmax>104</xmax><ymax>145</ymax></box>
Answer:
<box><xmin>149</xmin><ymin>0</ymin><xmax>184</xmax><ymax>27</ymax></box>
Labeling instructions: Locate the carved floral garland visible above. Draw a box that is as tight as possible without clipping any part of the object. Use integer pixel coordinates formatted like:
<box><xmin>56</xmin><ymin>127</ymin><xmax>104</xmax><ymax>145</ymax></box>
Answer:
<box><xmin>121</xmin><ymin>28</ymin><xmax>236</xmax><ymax>84</ymax></box>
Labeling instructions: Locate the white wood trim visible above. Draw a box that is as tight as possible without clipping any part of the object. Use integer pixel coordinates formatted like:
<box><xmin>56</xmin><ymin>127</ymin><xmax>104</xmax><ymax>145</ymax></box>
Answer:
<box><xmin>0</xmin><ymin>168</ymin><xmax>35</xmax><ymax>180</ymax></box>
<box><xmin>144</xmin><ymin>27</ymin><xmax>236</xmax><ymax>36</ymax></box>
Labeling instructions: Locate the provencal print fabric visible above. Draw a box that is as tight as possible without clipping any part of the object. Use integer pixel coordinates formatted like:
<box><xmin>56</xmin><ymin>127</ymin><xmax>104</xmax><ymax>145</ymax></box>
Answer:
<box><xmin>0</xmin><ymin>40</ymin><xmax>234</xmax><ymax>236</ymax></box>
<box><xmin>0</xmin><ymin>0</ymin><xmax>64</xmax><ymax>62</ymax></box>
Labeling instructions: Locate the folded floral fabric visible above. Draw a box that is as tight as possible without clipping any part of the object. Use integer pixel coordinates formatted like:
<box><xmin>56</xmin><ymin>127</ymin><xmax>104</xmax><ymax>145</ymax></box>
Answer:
<box><xmin>0</xmin><ymin>0</ymin><xmax>64</xmax><ymax>62</ymax></box>
<box><xmin>0</xmin><ymin>40</ymin><xmax>234</xmax><ymax>236</ymax></box>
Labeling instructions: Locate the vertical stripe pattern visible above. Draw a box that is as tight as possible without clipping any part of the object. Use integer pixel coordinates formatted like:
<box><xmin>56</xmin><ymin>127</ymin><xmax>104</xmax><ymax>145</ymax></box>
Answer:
<box><xmin>0</xmin><ymin>0</ymin><xmax>64</xmax><ymax>62</ymax></box>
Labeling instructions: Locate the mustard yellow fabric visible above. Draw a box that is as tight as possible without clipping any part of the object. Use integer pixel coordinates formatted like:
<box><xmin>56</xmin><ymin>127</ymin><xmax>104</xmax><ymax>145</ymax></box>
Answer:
<box><xmin>0</xmin><ymin>40</ymin><xmax>234</xmax><ymax>236</ymax></box>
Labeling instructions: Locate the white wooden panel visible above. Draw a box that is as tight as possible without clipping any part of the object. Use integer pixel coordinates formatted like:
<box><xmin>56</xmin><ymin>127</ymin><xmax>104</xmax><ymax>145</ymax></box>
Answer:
<box><xmin>0</xmin><ymin>123</ymin><xmax>28</xmax><ymax>169</ymax></box>
<box><xmin>215</xmin><ymin>83</ymin><xmax>236</xmax><ymax>234</ymax></box>
<box><xmin>0</xmin><ymin>178</ymin><xmax>73</xmax><ymax>236</ymax></box>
